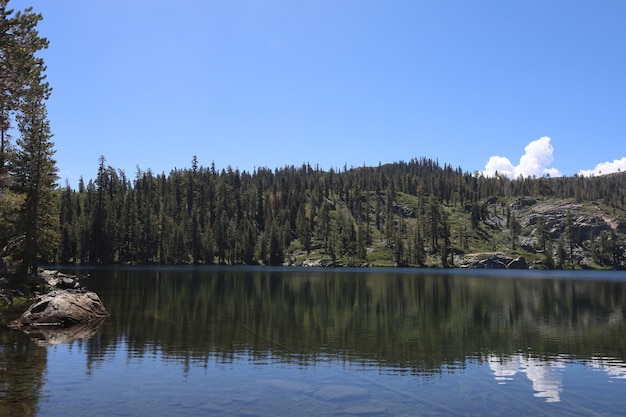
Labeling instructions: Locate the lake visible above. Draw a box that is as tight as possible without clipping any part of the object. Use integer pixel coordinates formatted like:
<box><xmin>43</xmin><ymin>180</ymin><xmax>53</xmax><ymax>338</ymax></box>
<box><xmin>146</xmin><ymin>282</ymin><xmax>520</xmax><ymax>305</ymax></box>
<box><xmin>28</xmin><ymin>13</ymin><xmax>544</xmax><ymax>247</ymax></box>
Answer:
<box><xmin>1</xmin><ymin>267</ymin><xmax>626</xmax><ymax>416</ymax></box>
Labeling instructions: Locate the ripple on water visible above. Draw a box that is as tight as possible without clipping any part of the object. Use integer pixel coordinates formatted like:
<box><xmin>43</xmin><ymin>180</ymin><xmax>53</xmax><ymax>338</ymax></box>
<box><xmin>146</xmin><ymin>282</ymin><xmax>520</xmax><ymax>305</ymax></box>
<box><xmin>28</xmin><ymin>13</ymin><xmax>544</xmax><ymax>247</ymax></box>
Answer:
<box><xmin>262</xmin><ymin>378</ymin><xmax>314</xmax><ymax>393</ymax></box>
<box><xmin>344</xmin><ymin>404</ymin><xmax>388</xmax><ymax>415</ymax></box>
<box><xmin>313</xmin><ymin>384</ymin><xmax>370</xmax><ymax>402</ymax></box>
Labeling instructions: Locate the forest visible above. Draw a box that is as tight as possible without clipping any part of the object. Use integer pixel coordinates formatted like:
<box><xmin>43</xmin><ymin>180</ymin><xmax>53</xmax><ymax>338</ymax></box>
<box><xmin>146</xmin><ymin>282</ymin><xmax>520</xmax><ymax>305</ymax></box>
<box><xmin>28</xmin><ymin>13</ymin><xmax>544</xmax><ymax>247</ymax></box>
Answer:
<box><xmin>0</xmin><ymin>1</ymin><xmax>625</xmax><ymax>280</ymax></box>
<box><xmin>51</xmin><ymin>155</ymin><xmax>626</xmax><ymax>270</ymax></box>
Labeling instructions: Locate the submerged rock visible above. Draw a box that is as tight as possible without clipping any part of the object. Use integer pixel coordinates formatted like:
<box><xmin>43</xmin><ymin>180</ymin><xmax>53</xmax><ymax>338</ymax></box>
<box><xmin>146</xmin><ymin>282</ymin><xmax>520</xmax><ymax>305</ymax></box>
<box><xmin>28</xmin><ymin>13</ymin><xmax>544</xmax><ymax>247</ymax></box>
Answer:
<box><xmin>8</xmin><ymin>289</ymin><xmax>108</xmax><ymax>329</ymax></box>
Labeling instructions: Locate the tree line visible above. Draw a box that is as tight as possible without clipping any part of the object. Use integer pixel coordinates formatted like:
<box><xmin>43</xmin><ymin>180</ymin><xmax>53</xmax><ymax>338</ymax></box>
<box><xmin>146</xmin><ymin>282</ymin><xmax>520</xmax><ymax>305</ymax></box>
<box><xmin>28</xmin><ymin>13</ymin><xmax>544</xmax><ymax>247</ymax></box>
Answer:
<box><xmin>1</xmin><ymin>1</ymin><xmax>625</xmax><ymax>277</ymax></box>
<box><xmin>53</xmin><ymin>155</ymin><xmax>626</xmax><ymax>268</ymax></box>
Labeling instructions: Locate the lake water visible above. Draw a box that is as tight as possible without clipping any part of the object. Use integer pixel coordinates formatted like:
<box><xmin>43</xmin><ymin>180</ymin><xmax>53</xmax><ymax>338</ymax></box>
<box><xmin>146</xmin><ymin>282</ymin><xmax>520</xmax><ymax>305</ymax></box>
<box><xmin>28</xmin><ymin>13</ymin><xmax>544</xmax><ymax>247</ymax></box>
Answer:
<box><xmin>1</xmin><ymin>267</ymin><xmax>626</xmax><ymax>416</ymax></box>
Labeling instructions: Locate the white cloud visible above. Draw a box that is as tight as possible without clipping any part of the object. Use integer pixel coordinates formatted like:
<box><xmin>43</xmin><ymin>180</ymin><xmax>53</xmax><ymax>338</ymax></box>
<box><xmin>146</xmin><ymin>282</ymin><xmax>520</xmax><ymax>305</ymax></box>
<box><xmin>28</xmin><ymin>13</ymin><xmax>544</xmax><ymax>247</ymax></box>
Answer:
<box><xmin>483</xmin><ymin>136</ymin><xmax>562</xmax><ymax>179</ymax></box>
<box><xmin>484</xmin><ymin>136</ymin><xmax>626</xmax><ymax>179</ymax></box>
<box><xmin>516</xmin><ymin>136</ymin><xmax>561</xmax><ymax>178</ymax></box>
<box><xmin>577</xmin><ymin>157</ymin><xmax>626</xmax><ymax>177</ymax></box>
<box><xmin>484</xmin><ymin>156</ymin><xmax>515</xmax><ymax>178</ymax></box>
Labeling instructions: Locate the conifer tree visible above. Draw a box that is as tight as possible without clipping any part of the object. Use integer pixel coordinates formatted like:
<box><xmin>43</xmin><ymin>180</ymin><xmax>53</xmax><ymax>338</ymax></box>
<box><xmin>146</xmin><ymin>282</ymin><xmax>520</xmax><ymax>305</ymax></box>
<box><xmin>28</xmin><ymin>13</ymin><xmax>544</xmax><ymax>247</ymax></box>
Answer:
<box><xmin>0</xmin><ymin>1</ymin><xmax>49</xmax><ymax>171</ymax></box>
<box><xmin>0</xmin><ymin>1</ymin><xmax>50</xmax><ymax>262</ymax></box>
<box><xmin>13</xmin><ymin>97</ymin><xmax>58</xmax><ymax>274</ymax></box>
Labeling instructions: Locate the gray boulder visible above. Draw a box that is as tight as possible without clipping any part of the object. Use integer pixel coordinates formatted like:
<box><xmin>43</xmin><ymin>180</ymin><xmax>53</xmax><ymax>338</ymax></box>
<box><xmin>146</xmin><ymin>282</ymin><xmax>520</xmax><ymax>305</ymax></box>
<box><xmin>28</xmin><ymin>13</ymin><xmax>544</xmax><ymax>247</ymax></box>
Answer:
<box><xmin>8</xmin><ymin>289</ymin><xmax>108</xmax><ymax>328</ymax></box>
<box><xmin>477</xmin><ymin>254</ymin><xmax>510</xmax><ymax>269</ymax></box>
<box><xmin>38</xmin><ymin>269</ymin><xmax>81</xmax><ymax>290</ymax></box>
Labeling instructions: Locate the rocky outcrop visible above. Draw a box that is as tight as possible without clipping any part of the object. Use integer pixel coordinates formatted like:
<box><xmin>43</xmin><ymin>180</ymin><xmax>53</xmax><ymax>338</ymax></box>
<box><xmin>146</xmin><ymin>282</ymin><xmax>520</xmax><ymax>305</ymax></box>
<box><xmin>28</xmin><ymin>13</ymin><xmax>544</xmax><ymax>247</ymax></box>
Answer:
<box><xmin>8</xmin><ymin>289</ymin><xmax>108</xmax><ymax>328</ymax></box>
<box><xmin>506</xmin><ymin>256</ymin><xmax>528</xmax><ymax>269</ymax></box>
<box><xmin>525</xmin><ymin>201</ymin><xmax>614</xmax><ymax>239</ymax></box>
<box><xmin>393</xmin><ymin>204</ymin><xmax>416</xmax><ymax>218</ymax></box>
<box><xmin>1</xmin><ymin>269</ymin><xmax>82</xmax><ymax>307</ymax></box>
<box><xmin>302</xmin><ymin>258</ymin><xmax>345</xmax><ymax>267</ymax></box>
<box><xmin>511</xmin><ymin>198</ymin><xmax>537</xmax><ymax>209</ymax></box>
<box><xmin>38</xmin><ymin>269</ymin><xmax>82</xmax><ymax>290</ymax></box>
<box><xmin>458</xmin><ymin>253</ymin><xmax>530</xmax><ymax>269</ymax></box>
<box><xmin>477</xmin><ymin>255</ymin><xmax>508</xmax><ymax>269</ymax></box>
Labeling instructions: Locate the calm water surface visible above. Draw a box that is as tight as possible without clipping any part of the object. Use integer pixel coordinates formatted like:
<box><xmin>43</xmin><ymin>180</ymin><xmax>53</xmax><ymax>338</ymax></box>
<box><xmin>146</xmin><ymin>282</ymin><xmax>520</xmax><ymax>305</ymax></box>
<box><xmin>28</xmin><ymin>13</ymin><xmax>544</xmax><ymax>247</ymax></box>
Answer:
<box><xmin>1</xmin><ymin>267</ymin><xmax>626</xmax><ymax>416</ymax></box>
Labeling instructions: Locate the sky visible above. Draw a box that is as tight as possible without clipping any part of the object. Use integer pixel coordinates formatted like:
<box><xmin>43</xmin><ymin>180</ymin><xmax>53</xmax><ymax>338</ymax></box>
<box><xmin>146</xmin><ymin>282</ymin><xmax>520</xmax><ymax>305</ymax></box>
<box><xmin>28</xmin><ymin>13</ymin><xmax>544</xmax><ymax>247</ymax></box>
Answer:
<box><xmin>9</xmin><ymin>0</ymin><xmax>626</xmax><ymax>186</ymax></box>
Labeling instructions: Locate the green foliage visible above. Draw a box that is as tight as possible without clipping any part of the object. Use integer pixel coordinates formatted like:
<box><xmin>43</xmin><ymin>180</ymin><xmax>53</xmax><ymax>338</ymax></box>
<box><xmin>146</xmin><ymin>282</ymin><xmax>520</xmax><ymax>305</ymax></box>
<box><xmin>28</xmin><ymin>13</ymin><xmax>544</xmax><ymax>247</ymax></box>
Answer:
<box><xmin>12</xmin><ymin>100</ymin><xmax>59</xmax><ymax>273</ymax></box>
<box><xmin>0</xmin><ymin>1</ymin><xmax>55</xmax><ymax>277</ymax></box>
<box><xmin>1</xmin><ymin>2</ymin><xmax>625</xmax><ymax>273</ymax></box>
<box><xmin>0</xmin><ymin>1</ymin><xmax>50</xmax><ymax>169</ymax></box>
<box><xmin>0</xmin><ymin>186</ymin><xmax>23</xmax><ymax>245</ymax></box>
<box><xmin>52</xmin><ymin>157</ymin><xmax>626</xmax><ymax>270</ymax></box>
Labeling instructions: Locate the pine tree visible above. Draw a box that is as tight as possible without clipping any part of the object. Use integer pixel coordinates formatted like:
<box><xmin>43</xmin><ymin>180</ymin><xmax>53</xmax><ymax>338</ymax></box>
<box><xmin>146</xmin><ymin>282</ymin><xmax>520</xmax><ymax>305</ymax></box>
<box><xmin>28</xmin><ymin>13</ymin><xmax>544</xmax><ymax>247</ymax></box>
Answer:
<box><xmin>12</xmin><ymin>98</ymin><xmax>58</xmax><ymax>274</ymax></box>
<box><xmin>268</xmin><ymin>222</ymin><xmax>284</xmax><ymax>266</ymax></box>
<box><xmin>0</xmin><ymin>1</ymin><xmax>49</xmax><ymax>171</ymax></box>
<box><xmin>440</xmin><ymin>210</ymin><xmax>451</xmax><ymax>267</ymax></box>
<box><xmin>535</xmin><ymin>216</ymin><xmax>547</xmax><ymax>252</ymax></box>
<box><xmin>0</xmin><ymin>1</ymin><xmax>50</xmax><ymax>263</ymax></box>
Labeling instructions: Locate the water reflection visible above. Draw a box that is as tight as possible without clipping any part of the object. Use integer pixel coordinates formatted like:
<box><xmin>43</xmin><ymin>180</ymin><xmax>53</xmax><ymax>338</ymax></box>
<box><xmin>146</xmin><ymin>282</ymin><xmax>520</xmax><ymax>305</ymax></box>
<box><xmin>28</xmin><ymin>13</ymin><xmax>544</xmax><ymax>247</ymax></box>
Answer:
<box><xmin>589</xmin><ymin>356</ymin><xmax>626</xmax><ymax>379</ymax></box>
<box><xmin>19</xmin><ymin>320</ymin><xmax>106</xmax><ymax>347</ymax></box>
<box><xmin>489</xmin><ymin>354</ymin><xmax>565</xmax><ymax>402</ymax></box>
<box><xmin>2</xmin><ymin>267</ymin><xmax>626</xmax><ymax>415</ymax></box>
<box><xmin>0</xmin><ymin>326</ymin><xmax>47</xmax><ymax>416</ymax></box>
<box><xmin>76</xmin><ymin>267</ymin><xmax>626</xmax><ymax>374</ymax></box>
<box><xmin>489</xmin><ymin>353</ymin><xmax>626</xmax><ymax>403</ymax></box>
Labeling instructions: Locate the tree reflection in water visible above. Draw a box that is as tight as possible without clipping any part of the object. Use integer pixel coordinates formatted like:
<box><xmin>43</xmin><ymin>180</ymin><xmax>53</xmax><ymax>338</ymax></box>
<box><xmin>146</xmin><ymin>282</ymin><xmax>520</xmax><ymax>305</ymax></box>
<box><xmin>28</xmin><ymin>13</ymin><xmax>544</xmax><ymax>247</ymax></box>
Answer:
<box><xmin>76</xmin><ymin>267</ymin><xmax>626</xmax><ymax>375</ymax></box>
<box><xmin>1</xmin><ymin>266</ymin><xmax>625</xmax><ymax>414</ymax></box>
<box><xmin>0</xmin><ymin>322</ymin><xmax>47</xmax><ymax>416</ymax></box>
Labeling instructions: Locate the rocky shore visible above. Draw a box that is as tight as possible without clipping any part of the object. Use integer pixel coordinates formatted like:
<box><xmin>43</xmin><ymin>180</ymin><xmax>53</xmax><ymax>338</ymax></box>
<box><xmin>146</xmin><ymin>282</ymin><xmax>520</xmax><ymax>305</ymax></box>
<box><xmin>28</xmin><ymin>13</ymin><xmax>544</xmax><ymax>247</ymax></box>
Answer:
<box><xmin>6</xmin><ymin>270</ymin><xmax>108</xmax><ymax>340</ymax></box>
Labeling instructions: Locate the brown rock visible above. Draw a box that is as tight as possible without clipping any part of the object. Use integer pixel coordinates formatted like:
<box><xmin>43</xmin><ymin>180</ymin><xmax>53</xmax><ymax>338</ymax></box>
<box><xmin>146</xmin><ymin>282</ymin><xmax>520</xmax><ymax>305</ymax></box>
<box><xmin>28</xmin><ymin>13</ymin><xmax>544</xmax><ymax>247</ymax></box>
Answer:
<box><xmin>8</xmin><ymin>289</ymin><xmax>108</xmax><ymax>328</ymax></box>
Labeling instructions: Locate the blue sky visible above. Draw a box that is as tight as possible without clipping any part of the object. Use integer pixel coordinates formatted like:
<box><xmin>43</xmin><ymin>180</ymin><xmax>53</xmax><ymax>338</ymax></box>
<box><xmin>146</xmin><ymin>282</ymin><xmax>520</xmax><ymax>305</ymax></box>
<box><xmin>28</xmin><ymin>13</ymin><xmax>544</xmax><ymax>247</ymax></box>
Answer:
<box><xmin>11</xmin><ymin>0</ymin><xmax>626</xmax><ymax>186</ymax></box>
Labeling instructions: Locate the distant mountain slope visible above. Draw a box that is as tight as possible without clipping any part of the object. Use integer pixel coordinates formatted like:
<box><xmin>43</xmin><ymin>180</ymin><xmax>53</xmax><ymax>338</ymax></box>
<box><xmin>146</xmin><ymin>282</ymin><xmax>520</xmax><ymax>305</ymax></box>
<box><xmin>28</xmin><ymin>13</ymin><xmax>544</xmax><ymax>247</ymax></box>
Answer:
<box><xmin>46</xmin><ymin>158</ymin><xmax>626</xmax><ymax>270</ymax></box>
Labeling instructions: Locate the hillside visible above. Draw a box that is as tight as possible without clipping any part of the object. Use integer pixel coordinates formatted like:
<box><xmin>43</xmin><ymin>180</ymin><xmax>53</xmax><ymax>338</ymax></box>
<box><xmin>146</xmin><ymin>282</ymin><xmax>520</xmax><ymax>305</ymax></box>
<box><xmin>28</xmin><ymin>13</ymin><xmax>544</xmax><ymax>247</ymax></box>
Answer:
<box><xmin>293</xmin><ymin>192</ymin><xmax>626</xmax><ymax>269</ymax></box>
<box><xmin>43</xmin><ymin>158</ymin><xmax>625</xmax><ymax>270</ymax></box>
